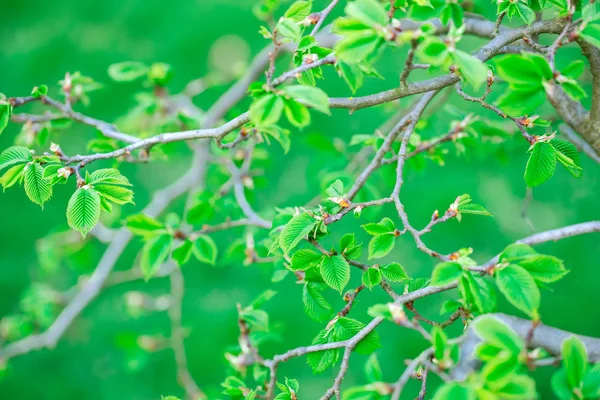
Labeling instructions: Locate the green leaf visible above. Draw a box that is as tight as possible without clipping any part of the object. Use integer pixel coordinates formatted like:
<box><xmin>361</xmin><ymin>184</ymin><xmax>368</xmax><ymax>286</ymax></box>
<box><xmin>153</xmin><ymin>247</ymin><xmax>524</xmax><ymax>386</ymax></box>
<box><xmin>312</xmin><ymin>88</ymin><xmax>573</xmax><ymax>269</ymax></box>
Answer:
<box><xmin>0</xmin><ymin>146</ymin><xmax>32</xmax><ymax>171</ymax></box>
<box><xmin>192</xmin><ymin>235</ymin><xmax>218</xmax><ymax>265</ymax></box>
<box><xmin>582</xmin><ymin>364</ymin><xmax>600</xmax><ymax>398</ymax></box>
<box><xmin>276</xmin><ymin>18</ymin><xmax>301</xmax><ymax>42</ymax></box>
<box><xmin>550</xmin><ymin>138</ymin><xmax>582</xmax><ymax>178</ymax></box>
<box><xmin>140</xmin><ymin>233</ymin><xmax>173</xmax><ymax>280</ymax></box>
<box><xmin>0</xmin><ymin>163</ymin><xmax>25</xmax><ymax>190</ymax></box>
<box><xmin>362</xmin><ymin>217</ymin><xmax>395</xmax><ymax>235</ymax></box>
<box><xmin>562</xmin><ymin>336</ymin><xmax>588</xmax><ymax>389</ymax></box>
<box><xmin>431</xmin><ymin>262</ymin><xmax>463</xmax><ymax>287</ymax></box>
<box><xmin>172</xmin><ymin>240</ymin><xmax>193</xmax><ymax>266</ymax></box>
<box><xmin>433</xmin><ymin>383</ymin><xmax>477</xmax><ymax>400</ymax></box>
<box><xmin>67</xmin><ymin>187</ymin><xmax>101</xmax><ymax>237</ymax></box>
<box><xmin>125</xmin><ymin>214</ymin><xmax>165</xmax><ymax>237</ymax></box>
<box><xmin>472</xmin><ymin>314</ymin><xmax>524</xmax><ymax>354</ymax></box>
<box><xmin>290</xmin><ymin>249</ymin><xmax>323</xmax><ymax>270</ymax></box>
<box><xmin>283</xmin><ymin>99</ymin><xmax>310</xmax><ymax>128</ymax></box>
<box><xmin>284</xmin><ymin>1</ymin><xmax>312</xmax><ymax>22</ymax></box>
<box><xmin>307</xmin><ymin>328</ymin><xmax>339</xmax><ymax>373</ymax></box>
<box><xmin>250</xmin><ymin>94</ymin><xmax>285</xmax><ymax>127</ymax></box>
<box><xmin>87</xmin><ymin>168</ymin><xmax>131</xmax><ymax>186</ymax></box>
<box><xmin>364</xmin><ymin>354</ymin><xmax>382</xmax><ymax>382</ymax></box>
<box><xmin>460</xmin><ymin>272</ymin><xmax>495</xmax><ymax>314</ymax></box>
<box><xmin>0</xmin><ymin>102</ymin><xmax>12</xmax><ymax>135</ymax></box>
<box><xmin>417</xmin><ymin>36</ymin><xmax>449</xmax><ymax>66</ymax></box>
<box><xmin>495</xmin><ymin>54</ymin><xmax>546</xmax><ymax>85</ymax></box>
<box><xmin>320</xmin><ymin>255</ymin><xmax>351</xmax><ymax>292</ymax></box>
<box><xmin>562</xmin><ymin>60</ymin><xmax>585</xmax><ymax>79</ymax></box>
<box><xmin>282</xmin><ymin>85</ymin><xmax>330</xmax><ymax>115</ymax></box>
<box><xmin>23</xmin><ymin>163</ymin><xmax>52</xmax><ymax>208</ymax></box>
<box><xmin>517</xmin><ymin>255</ymin><xmax>568</xmax><ymax>283</ymax></box>
<box><xmin>345</xmin><ymin>0</ymin><xmax>388</xmax><ymax>27</ymax></box>
<box><xmin>108</xmin><ymin>61</ymin><xmax>149</xmax><ymax>81</ymax></box>
<box><xmin>31</xmin><ymin>85</ymin><xmax>48</xmax><ymax>98</ymax></box>
<box><xmin>362</xmin><ymin>267</ymin><xmax>382</xmax><ymax>289</ymax></box>
<box><xmin>337</xmin><ymin>61</ymin><xmax>364</xmax><ymax>93</ymax></box>
<box><xmin>432</xmin><ymin>326</ymin><xmax>449</xmax><ymax>361</ymax></box>
<box><xmin>326</xmin><ymin>179</ymin><xmax>344</xmax><ymax>197</ymax></box>
<box><xmin>380</xmin><ymin>262</ymin><xmax>408</xmax><ymax>282</ymax></box>
<box><xmin>552</xmin><ymin>368</ymin><xmax>575</xmax><ymax>400</ymax></box>
<box><xmin>561</xmin><ymin>77</ymin><xmax>587</xmax><ymax>101</ymax></box>
<box><xmin>368</xmin><ymin>233</ymin><xmax>395</xmax><ymax>259</ymax></box>
<box><xmin>453</xmin><ymin>50</ymin><xmax>487</xmax><ymax>90</ymax></box>
<box><xmin>515</xmin><ymin>2</ymin><xmax>536</xmax><ymax>24</ymax></box>
<box><xmin>336</xmin><ymin>317</ymin><xmax>381</xmax><ymax>354</ymax></box>
<box><xmin>94</xmin><ymin>184</ymin><xmax>134</xmax><ymax>205</ymax></box>
<box><xmin>496</xmin><ymin>84</ymin><xmax>546</xmax><ymax>116</ymax></box>
<box><xmin>580</xmin><ymin>24</ymin><xmax>600</xmax><ymax>49</ymax></box>
<box><xmin>500</xmin><ymin>243</ymin><xmax>538</xmax><ymax>261</ymax></box>
<box><xmin>494</xmin><ymin>374</ymin><xmax>537</xmax><ymax>399</ymax></box>
<box><xmin>457</xmin><ymin>203</ymin><xmax>492</xmax><ymax>217</ymax></box>
<box><xmin>525</xmin><ymin>142</ymin><xmax>557</xmax><ymax>187</ymax></box>
<box><xmin>335</xmin><ymin>34</ymin><xmax>383</xmax><ymax>65</ymax></box>
<box><xmin>279</xmin><ymin>212</ymin><xmax>318</xmax><ymax>253</ymax></box>
<box><xmin>495</xmin><ymin>264</ymin><xmax>540</xmax><ymax>316</ymax></box>
<box><xmin>303</xmin><ymin>283</ymin><xmax>334</xmax><ymax>322</ymax></box>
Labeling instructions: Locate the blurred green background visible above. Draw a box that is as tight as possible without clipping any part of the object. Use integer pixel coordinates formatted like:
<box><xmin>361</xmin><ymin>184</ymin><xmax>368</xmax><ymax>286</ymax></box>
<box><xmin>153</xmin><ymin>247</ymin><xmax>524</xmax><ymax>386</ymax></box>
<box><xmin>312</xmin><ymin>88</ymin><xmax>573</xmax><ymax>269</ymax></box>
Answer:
<box><xmin>1</xmin><ymin>1</ymin><xmax>599</xmax><ymax>399</ymax></box>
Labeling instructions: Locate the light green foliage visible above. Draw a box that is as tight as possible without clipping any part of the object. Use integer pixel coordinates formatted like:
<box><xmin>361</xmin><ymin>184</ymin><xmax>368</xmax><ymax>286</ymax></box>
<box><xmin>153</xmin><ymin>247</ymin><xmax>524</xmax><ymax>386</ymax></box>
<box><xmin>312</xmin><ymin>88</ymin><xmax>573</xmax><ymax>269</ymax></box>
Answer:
<box><xmin>1</xmin><ymin>1</ymin><xmax>598</xmax><ymax>399</ymax></box>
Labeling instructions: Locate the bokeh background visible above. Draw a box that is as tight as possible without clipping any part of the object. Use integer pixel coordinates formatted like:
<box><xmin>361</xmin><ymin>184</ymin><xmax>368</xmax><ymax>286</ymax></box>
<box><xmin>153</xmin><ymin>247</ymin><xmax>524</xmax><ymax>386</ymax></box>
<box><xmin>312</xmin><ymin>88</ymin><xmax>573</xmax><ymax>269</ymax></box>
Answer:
<box><xmin>1</xmin><ymin>1</ymin><xmax>599</xmax><ymax>399</ymax></box>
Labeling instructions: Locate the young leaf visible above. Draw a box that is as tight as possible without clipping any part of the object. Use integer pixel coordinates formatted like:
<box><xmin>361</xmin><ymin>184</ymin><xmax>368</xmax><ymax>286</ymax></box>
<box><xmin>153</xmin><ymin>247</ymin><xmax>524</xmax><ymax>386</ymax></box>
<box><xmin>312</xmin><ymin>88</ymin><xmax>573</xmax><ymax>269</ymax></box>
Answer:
<box><xmin>362</xmin><ymin>267</ymin><xmax>382</xmax><ymax>289</ymax></box>
<box><xmin>320</xmin><ymin>255</ymin><xmax>350</xmax><ymax>293</ymax></box>
<box><xmin>108</xmin><ymin>61</ymin><xmax>149</xmax><ymax>81</ymax></box>
<box><xmin>550</xmin><ymin>138</ymin><xmax>582</xmax><ymax>178</ymax></box>
<box><xmin>495</xmin><ymin>264</ymin><xmax>540</xmax><ymax>316</ymax></box>
<box><xmin>279</xmin><ymin>212</ymin><xmax>317</xmax><ymax>253</ymax></box>
<box><xmin>500</xmin><ymin>243</ymin><xmax>538</xmax><ymax>261</ymax></box>
<box><xmin>336</xmin><ymin>317</ymin><xmax>381</xmax><ymax>354</ymax></box>
<box><xmin>284</xmin><ymin>1</ymin><xmax>312</xmax><ymax>22</ymax></box>
<box><xmin>23</xmin><ymin>163</ymin><xmax>52</xmax><ymax>207</ymax></box>
<box><xmin>192</xmin><ymin>235</ymin><xmax>218</xmax><ymax>265</ymax></box>
<box><xmin>283</xmin><ymin>99</ymin><xmax>310</xmax><ymax>128</ymax></box>
<box><xmin>431</xmin><ymin>262</ymin><xmax>463</xmax><ymax>287</ymax></box>
<box><xmin>562</xmin><ymin>336</ymin><xmax>588</xmax><ymax>389</ymax></box>
<box><xmin>517</xmin><ymin>255</ymin><xmax>568</xmax><ymax>283</ymax></box>
<box><xmin>307</xmin><ymin>328</ymin><xmax>339</xmax><ymax>373</ymax></box>
<box><xmin>345</xmin><ymin>0</ymin><xmax>388</xmax><ymax>27</ymax></box>
<box><xmin>94</xmin><ymin>184</ymin><xmax>134</xmax><ymax>205</ymax></box>
<box><xmin>0</xmin><ymin>163</ymin><xmax>25</xmax><ymax>190</ymax></box>
<box><xmin>282</xmin><ymin>85</ymin><xmax>330</xmax><ymax>115</ymax></box>
<box><xmin>380</xmin><ymin>262</ymin><xmax>408</xmax><ymax>282</ymax></box>
<box><xmin>453</xmin><ymin>50</ymin><xmax>487</xmax><ymax>90</ymax></box>
<box><xmin>172</xmin><ymin>240</ymin><xmax>193</xmax><ymax>266</ymax></box>
<box><xmin>525</xmin><ymin>142</ymin><xmax>557</xmax><ymax>187</ymax></box>
<box><xmin>67</xmin><ymin>187</ymin><xmax>101</xmax><ymax>237</ymax></box>
<box><xmin>362</xmin><ymin>217</ymin><xmax>395</xmax><ymax>235</ymax></box>
<box><xmin>303</xmin><ymin>283</ymin><xmax>334</xmax><ymax>322</ymax></box>
<box><xmin>290</xmin><ymin>249</ymin><xmax>323</xmax><ymax>270</ymax></box>
<box><xmin>0</xmin><ymin>102</ymin><xmax>12</xmax><ymax>135</ymax></box>
<box><xmin>126</xmin><ymin>214</ymin><xmax>166</xmax><ymax>237</ymax></box>
<box><xmin>365</xmin><ymin>354</ymin><xmax>382</xmax><ymax>382</ymax></box>
<box><xmin>87</xmin><ymin>168</ymin><xmax>131</xmax><ymax>186</ymax></box>
<box><xmin>0</xmin><ymin>146</ymin><xmax>33</xmax><ymax>171</ymax></box>
<box><xmin>472</xmin><ymin>314</ymin><xmax>524</xmax><ymax>354</ymax></box>
<box><xmin>368</xmin><ymin>234</ymin><xmax>395</xmax><ymax>259</ymax></box>
<box><xmin>140</xmin><ymin>233</ymin><xmax>173</xmax><ymax>280</ymax></box>
<box><xmin>250</xmin><ymin>94</ymin><xmax>284</xmax><ymax>127</ymax></box>
<box><xmin>432</xmin><ymin>326</ymin><xmax>448</xmax><ymax>362</ymax></box>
